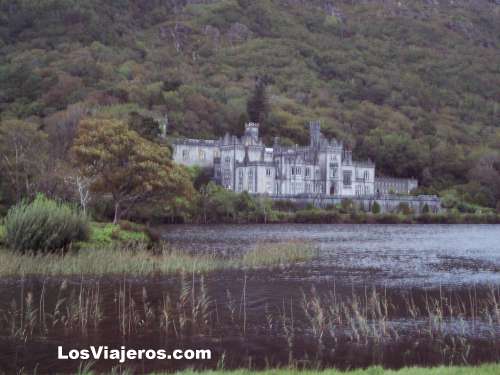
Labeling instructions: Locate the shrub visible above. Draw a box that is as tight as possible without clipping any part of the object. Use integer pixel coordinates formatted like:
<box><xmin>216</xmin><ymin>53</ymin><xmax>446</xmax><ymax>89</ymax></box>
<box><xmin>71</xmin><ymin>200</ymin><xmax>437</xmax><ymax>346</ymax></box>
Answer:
<box><xmin>4</xmin><ymin>195</ymin><xmax>89</xmax><ymax>253</ymax></box>
<box><xmin>340</xmin><ymin>198</ymin><xmax>355</xmax><ymax>213</ymax></box>
<box><xmin>397</xmin><ymin>202</ymin><xmax>412</xmax><ymax>215</ymax></box>
<box><xmin>371</xmin><ymin>201</ymin><xmax>381</xmax><ymax>214</ymax></box>
<box><xmin>294</xmin><ymin>209</ymin><xmax>341</xmax><ymax>223</ymax></box>
<box><xmin>82</xmin><ymin>222</ymin><xmax>149</xmax><ymax>248</ymax></box>
<box><xmin>272</xmin><ymin>200</ymin><xmax>298</xmax><ymax>212</ymax></box>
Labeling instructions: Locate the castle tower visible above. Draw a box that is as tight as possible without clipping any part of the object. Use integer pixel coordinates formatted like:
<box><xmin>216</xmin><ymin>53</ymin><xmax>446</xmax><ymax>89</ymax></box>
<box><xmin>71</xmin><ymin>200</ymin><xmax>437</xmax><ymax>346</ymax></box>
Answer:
<box><xmin>244</xmin><ymin>122</ymin><xmax>259</xmax><ymax>140</ymax></box>
<box><xmin>309</xmin><ymin>120</ymin><xmax>321</xmax><ymax>149</ymax></box>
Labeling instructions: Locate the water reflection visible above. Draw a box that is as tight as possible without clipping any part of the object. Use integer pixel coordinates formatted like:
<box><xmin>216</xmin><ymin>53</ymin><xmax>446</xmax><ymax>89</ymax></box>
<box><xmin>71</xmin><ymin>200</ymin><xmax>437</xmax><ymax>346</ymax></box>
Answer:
<box><xmin>0</xmin><ymin>224</ymin><xmax>499</xmax><ymax>373</ymax></box>
<box><xmin>161</xmin><ymin>224</ymin><xmax>500</xmax><ymax>286</ymax></box>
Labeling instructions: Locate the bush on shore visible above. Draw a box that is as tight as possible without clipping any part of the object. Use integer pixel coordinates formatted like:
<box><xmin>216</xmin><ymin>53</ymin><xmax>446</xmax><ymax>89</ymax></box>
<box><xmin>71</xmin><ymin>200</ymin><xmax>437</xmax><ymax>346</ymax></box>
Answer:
<box><xmin>4</xmin><ymin>195</ymin><xmax>89</xmax><ymax>253</ymax></box>
<box><xmin>79</xmin><ymin>221</ymin><xmax>150</xmax><ymax>248</ymax></box>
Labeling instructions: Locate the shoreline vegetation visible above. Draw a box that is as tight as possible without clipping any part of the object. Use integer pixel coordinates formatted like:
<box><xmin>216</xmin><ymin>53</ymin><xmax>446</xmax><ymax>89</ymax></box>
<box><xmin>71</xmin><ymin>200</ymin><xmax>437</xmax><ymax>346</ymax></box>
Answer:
<box><xmin>0</xmin><ymin>220</ymin><xmax>316</xmax><ymax>277</ymax></box>
<box><xmin>66</xmin><ymin>365</ymin><xmax>500</xmax><ymax>375</ymax></box>
<box><xmin>0</xmin><ymin>242</ymin><xmax>315</xmax><ymax>277</ymax></box>
<box><xmin>1</xmin><ymin>201</ymin><xmax>499</xmax><ymax>372</ymax></box>
<box><xmin>242</xmin><ymin>209</ymin><xmax>500</xmax><ymax>225</ymax></box>
<box><xmin>0</xmin><ymin>198</ymin><xmax>499</xmax><ymax>277</ymax></box>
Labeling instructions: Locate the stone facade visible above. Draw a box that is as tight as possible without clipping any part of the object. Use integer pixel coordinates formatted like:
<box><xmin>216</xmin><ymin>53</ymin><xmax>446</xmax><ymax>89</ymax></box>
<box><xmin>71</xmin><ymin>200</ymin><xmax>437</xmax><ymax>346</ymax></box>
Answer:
<box><xmin>172</xmin><ymin>121</ymin><xmax>417</xmax><ymax>198</ymax></box>
<box><xmin>375</xmin><ymin>177</ymin><xmax>418</xmax><ymax>195</ymax></box>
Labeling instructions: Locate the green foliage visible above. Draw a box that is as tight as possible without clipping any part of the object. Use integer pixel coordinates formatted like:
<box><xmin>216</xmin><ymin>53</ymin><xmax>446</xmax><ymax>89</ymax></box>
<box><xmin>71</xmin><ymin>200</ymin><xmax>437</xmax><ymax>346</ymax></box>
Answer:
<box><xmin>340</xmin><ymin>198</ymin><xmax>355</xmax><ymax>213</ymax></box>
<box><xmin>128</xmin><ymin>111</ymin><xmax>161</xmax><ymax>141</ymax></box>
<box><xmin>196</xmin><ymin>183</ymin><xmax>276</xmax><ymax>223</ymax></box>
<box><xmin>294</xmin><ymin>208</ymin><xmax>341</xmax><ymax>224</ymax></box>
<box><xmin>0</xmin><ymin>240</ymin><xmax>315</xmax><ymax>277</ymax></box>
<box><xmin>241</xmin><ymin>241</ymin><xmax>315</xmax><ymax>268</ymax></box>
<box><xmin>4</xmin><ymin>195</ymin><xmax>89</xmax><ymax>253</ymax></box>
<box><xmin>441</xmin><ymin>189</ymin><xmax>494</xmax><ymax>214</ymax></box>
<box><xmin>21</xmin><ymin>364</ymin><xmax>499</xmax><ymax>375</ymax></box>
<box><xmin>0</xmin><ymin>0</ymin><xmax>499</xmax><ymax>208</ymax></box>
<box><xmin>0</xmin><ymin>119</ymin><xmax>49</xmax><ymax>203</ymax></box>
<box><xmin>67</xmin><ymin>364</ymin><xmax>500</xmax><ymax>375</ymax></box>
<box><xmin>80</xmin><ymin>221</ymin><xmax>149</xmax><ymax>248</ymax></box>
<box><xmin>397</xmin><ymin>202</ymin><xmax>412</xmax><ymax>215</ymax></box>
<box><xmin>371</xmin><ymin>201</ymin><xmax>381</xmax><ymax>214</ymax></box>
<box><xmin>247</xmin><ymin>77</ymin><xmax>269</xmax><ymax>124</ymax></box>
<box><xmin>72</xmin><ymin>118</ymin><xmax>195</xmax><ymax>223</ymax></box>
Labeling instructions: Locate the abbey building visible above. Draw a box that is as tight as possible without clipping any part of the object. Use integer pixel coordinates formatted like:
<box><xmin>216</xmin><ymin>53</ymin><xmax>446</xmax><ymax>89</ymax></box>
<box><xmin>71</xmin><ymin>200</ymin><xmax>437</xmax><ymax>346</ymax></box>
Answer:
<box><xmin>171</xmin><ymin>121</ymin><xmax>417</xmax><ymax>197</ymax></box>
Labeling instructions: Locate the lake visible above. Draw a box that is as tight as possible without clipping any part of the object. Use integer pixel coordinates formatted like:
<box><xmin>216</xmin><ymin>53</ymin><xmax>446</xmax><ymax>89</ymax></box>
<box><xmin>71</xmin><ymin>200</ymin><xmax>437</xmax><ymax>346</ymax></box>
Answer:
<box><xmin>161</xmin><ymin>224</ymin><xmax>500</xmax><ymax>287</ymax></box>
<box><xmin>1</xmin><ymin>224</ymin><xmax>499</xmax><ymax>373</ymax></box>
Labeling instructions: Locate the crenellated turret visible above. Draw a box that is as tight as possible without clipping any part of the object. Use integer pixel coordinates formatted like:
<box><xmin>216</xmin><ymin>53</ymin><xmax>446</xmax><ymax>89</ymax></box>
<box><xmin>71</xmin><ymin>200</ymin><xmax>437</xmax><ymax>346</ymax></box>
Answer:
<box><xmin>244</xmin><ymin>122</ymin><xmax>259</xmax><ymax>140</ymax></box>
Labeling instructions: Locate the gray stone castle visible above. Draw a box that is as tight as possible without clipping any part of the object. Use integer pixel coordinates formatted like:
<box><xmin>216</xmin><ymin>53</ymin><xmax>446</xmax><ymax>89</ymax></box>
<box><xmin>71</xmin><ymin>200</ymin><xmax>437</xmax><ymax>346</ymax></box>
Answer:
<box><xmin>171</xmin><ymin>121</ymin><xmax>418</xmax><ymax>198</ymax></box>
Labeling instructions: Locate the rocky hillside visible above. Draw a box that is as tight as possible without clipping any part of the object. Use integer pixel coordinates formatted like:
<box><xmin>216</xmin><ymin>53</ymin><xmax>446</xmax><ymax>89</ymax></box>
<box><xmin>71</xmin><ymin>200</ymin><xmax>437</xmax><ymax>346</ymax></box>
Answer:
<box><xmin>0</xmin><ymin>0</ymin><xmax>499</xmax><ymax>206</ymax></box>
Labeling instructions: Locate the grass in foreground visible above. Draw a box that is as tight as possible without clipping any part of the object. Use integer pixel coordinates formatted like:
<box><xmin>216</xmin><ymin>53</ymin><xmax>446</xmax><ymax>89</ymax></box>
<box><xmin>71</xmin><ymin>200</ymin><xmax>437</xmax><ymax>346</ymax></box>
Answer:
<box><xmin>175</xmin><ymin>365</ymin><xmax>500</xmax><ymax>375</ymax></box>
<box><xmin>0</xmin><ymin>240</ymin><xmax>315</xmax><ymax>277</ymax></box>
<box><xmin>65</xmin><ymin>364</ymin><xmax>500</xmax><ymax>375</ymax></box>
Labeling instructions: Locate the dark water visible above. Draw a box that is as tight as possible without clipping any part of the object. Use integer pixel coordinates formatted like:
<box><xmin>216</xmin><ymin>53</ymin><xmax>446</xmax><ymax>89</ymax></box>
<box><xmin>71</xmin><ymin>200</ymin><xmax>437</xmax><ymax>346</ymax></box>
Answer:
<box><xmin>1</xmin><ymin>224</ymin><xmax>499</xmax><ymax>374</ymax></box>
<box><xmin>161</xmin><ymin>224</ymin><xmax>500</xmax><ymax>287</ymax></box>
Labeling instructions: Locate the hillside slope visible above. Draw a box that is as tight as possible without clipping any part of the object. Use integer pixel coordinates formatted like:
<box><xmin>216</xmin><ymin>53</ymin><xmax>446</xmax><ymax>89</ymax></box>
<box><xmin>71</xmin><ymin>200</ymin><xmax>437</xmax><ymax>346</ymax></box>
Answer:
<box><xmin>0</xmin><ymin>0</ymin><xmax>499</xmax><ymax>206</ymax></box>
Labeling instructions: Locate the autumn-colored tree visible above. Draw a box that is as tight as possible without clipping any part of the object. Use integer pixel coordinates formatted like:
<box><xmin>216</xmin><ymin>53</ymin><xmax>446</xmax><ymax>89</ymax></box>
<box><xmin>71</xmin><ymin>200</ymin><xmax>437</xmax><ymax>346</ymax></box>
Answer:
<box><xmin>44</xmin><ymin>103</ymin><xmax>89</xmax><ymax>159</ymax></box>
<box><xmin>72</xmin><ymin>118</ymin><xmax>195</xmax><ymax>223</ymax></box>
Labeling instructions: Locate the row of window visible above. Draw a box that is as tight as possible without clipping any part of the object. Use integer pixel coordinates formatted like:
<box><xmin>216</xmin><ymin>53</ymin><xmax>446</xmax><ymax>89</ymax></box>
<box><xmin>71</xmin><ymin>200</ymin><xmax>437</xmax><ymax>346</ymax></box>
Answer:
<box><xmin>288</xmin><ymin>182</ymin><xmax>324</xmax><ymax>194</ymax></box>
<box><xmin>355</xmin><ymin>170</ymin><xmax>371</xmax><ymax>181</ymax></box>
<box><xmin>237</xmin><ymin>168</ymin><xmax>273</xmax><ymax>177</ymax></box>
<box><xmin>355</xmin><ymin>185</ymin><xmax>371</xmax><ymax>195</ymax></box>
<box><xmin>291</xmin><ymin>167</ymin><xmax>319</xmax><ymax>178</ymax></box>
<box><xmin>182</xmin><ymin>149</ymin><xmax>207</xmax><ymax>161</ymax></box>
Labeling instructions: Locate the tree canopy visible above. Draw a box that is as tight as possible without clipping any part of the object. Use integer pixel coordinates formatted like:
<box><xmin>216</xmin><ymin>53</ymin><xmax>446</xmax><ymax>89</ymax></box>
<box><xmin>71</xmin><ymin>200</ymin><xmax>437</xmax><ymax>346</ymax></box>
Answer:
<box><xmin>71</xmin><ymin>118</ymin><xmax>194</xmax><ymax>223</ymax></box>
<box><xmin>0</xmin><ymin>0</ymin><xmax>499</xmax><ymax>208</ymax></box>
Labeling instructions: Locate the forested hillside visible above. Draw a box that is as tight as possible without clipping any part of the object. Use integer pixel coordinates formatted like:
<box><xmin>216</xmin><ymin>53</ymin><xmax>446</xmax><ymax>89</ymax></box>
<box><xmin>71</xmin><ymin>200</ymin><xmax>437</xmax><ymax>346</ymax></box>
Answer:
<box><xmin>0</xmin><ymin>0</ymin><xmax>499</xmax><ymax>209</ymax></box>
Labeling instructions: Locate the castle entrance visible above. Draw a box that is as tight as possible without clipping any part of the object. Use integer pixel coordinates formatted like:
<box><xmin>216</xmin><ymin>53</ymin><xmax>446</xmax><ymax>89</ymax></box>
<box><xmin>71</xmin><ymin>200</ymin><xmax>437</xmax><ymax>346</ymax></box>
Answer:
<box><xmin>330</xmin><ymin>184</ymin><xmax>335</xmax><ymax>196</ymax></box>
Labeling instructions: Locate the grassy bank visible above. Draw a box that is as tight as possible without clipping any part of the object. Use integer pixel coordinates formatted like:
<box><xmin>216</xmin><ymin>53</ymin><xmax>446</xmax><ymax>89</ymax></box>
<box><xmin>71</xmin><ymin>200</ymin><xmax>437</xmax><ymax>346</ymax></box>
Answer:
<box><xmin>285</xmin><ymin>210</ymin><xmax>500</xmax><ymax>225</ymax></box>
<box><xmin>67</xmin><ymin>364</ymin><xmax>500</xmax><ymax>375</ymax></box>
<box><xmin>176</xmin><ymin>366</ymin><xmax>500</xmax><ymax>375</ymax></box>
<box><xmin>0</xmin><ymin>240</ymin><xmax>315</xmax><ymax>277</ymax></box>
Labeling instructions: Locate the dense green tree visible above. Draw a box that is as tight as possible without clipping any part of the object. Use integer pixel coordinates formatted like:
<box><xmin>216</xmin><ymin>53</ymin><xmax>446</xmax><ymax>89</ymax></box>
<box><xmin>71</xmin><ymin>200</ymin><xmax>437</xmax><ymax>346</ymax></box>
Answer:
<box><xmin>0</xmin><ymin>0</ymin><xmax>499</xmax><ymax>208</ymax></box>
<box><xmin>128</xmin><ymin>111</ymin><xmax>161</xmax><ymax>141</ymax></box>
<box><xmin>247</xmin><ymin>77</ymin><xmax>269</xmax><ymax>125</ymax></box>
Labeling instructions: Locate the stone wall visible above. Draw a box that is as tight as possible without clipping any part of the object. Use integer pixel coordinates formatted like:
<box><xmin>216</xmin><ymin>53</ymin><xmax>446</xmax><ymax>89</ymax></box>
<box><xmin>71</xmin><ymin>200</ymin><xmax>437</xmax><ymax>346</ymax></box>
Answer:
<box><xmin>270</xmin><ymin>194</ymin><xmax>442</xmax><ymax>214</ymax></box>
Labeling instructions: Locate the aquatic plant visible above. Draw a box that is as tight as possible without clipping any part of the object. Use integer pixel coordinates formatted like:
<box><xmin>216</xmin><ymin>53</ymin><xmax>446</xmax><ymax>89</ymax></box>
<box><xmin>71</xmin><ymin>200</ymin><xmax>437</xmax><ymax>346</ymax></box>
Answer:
<box><xmin>241</xmin><ymin>241</ymin><xmax>316</xmax><ymax>268</ymax></box>
<box><xmin>61</xmin><ymin>364</ymin><xmax>500</xmax><ymax>375</ymax></box>
<box><xmin>0</xmin><ymin>240</ymin><xmax>317</xmax><ymax>277</ymax></box>
<box><xmin>2</xmin><ymin>279</ymin><xmax>499</xmax><ymax>370</ymax></box>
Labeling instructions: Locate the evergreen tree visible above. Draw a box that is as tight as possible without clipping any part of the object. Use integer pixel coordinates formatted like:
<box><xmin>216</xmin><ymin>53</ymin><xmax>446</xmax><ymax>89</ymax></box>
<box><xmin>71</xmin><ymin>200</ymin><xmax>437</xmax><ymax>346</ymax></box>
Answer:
<box><xmin>247</xmin><ymin>77</ymin><xmax>269</xmax><ymax>124</ymax></box>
